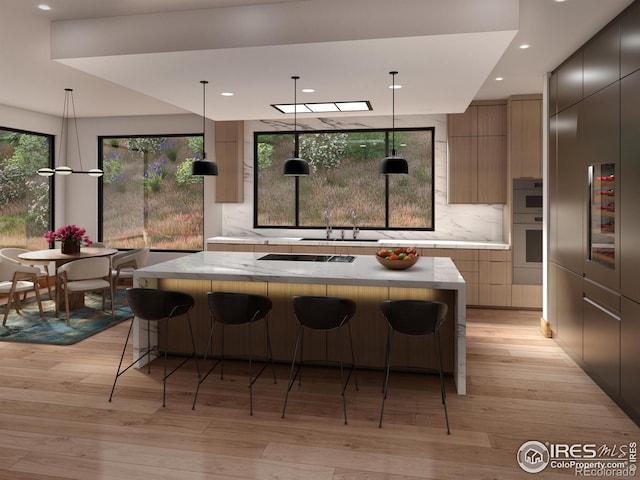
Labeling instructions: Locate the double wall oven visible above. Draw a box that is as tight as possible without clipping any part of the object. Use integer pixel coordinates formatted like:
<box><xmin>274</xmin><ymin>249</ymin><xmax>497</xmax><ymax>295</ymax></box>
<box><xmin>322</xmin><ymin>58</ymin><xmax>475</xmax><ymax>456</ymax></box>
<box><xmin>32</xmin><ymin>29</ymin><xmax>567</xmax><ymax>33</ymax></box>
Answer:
<box><xmin>513</xmin><ymin>178</ymin><xmax>543</xmax><ymax>285</ymax></box>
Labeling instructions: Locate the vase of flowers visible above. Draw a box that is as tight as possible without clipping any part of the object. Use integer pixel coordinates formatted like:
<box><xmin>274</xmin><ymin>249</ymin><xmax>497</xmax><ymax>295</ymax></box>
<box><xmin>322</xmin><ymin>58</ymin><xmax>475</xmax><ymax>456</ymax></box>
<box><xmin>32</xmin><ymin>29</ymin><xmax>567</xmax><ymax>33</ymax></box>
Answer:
<box><xmin>44</xmin><ymin>224</ymin><xmax>92</xmax><ymax>254</ymax></box>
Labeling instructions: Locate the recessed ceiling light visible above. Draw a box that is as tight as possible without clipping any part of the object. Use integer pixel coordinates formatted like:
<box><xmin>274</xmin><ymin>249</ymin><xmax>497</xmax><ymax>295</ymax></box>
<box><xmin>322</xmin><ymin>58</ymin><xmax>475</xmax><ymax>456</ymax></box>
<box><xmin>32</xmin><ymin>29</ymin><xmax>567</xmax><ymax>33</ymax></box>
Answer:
<box><xmin>555</xmin><ymin>0</ymin><xmax>566</xmax><ymax>3</ymax></box>
<box><xmin>220</xmin><ymin>92</ymin><xmax>234</xmax><ymax>97</ymax></box>
<box><xmin>520</xmin><ymin>44</ymin><xmax>530</xmax><ymax>49</ymax></box>
<box><xmin>302</xmin><ymin>88</ymin><xmax>315</xmax><ymax>93</ymax></box>
<box><xmin>38</xmin><ymin>4</ymin><xmax>51</xmax><ymax>10</ymax></box>
<box><xmin>495</xmin><ymin>77</ymin><xmax>504</xmax><ymax>81</ymax></box>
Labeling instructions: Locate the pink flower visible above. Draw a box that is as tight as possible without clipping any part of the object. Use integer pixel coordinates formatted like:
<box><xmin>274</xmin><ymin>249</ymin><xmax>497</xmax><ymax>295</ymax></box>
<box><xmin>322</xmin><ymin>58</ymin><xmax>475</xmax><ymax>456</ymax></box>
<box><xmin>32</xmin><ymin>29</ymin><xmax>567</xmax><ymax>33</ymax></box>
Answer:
<box><xmin>43</xmin><ymin>224</ymin><xmax>93</xmax><ymax>246</ymax></box>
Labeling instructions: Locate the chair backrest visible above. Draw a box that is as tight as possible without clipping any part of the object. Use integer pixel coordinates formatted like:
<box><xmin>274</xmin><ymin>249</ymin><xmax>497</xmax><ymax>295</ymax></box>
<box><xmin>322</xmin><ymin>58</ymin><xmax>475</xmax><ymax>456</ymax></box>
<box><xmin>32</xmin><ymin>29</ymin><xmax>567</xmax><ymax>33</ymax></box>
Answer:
<box><xmin>112</xmin><ymin>247</ymin><xmax>150</xmax><ymax>269</ymax></box>
<box><xmin>0</xmin><ymin>248</ymin><xmax>28</xmax><ymax>264</ymax></box>
<box><xmin>380</xmin><ymin>300</ymin><xmax>448</xmax><ymax>336</ymax></box>
<box><xmin>0</xmin><ymin>261</ymin><xmax>39</xmax><ymax>282</ymax></box>
<box><xmin>58</xmin><ymin>257</ymin><xmax>110</xmax><ymax>281</ymax></box>
<box><xmin>126</xmin><ymin>288</ymin><xmax>194</xmax><ymax>321</ymax></box>
<box><xmin>208</xmin><ymin>291</ymin><xmax>272</xmax><ymax>325</ymax></box>
<box><xmin>292</xmin><ymin>296</ymin><xmax>356</xmax><ymax>331</ymax></box>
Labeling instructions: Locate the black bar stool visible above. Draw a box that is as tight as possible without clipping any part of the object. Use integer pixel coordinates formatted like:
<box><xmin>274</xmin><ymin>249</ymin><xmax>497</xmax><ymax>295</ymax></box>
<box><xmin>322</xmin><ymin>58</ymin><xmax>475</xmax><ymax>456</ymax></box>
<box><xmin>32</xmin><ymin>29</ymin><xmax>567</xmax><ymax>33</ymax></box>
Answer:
<box><xmin>281</xmin><ymin>295</ymin><xmax>358</xmax><ymax>425</ymax></box>
<box><xmin>192</xmin><ymin>291</ymin><xmax>276</xmax><ymax>415</ymax></box>
<box><xmin>379</xmin><ymin>299</ymin><xmax>450</xmax><ymax>434</ymax></box>
<box><xmin>109</xmin><ymin>288</ymin><xmax>200</xmax><ymax>407</ymax></box>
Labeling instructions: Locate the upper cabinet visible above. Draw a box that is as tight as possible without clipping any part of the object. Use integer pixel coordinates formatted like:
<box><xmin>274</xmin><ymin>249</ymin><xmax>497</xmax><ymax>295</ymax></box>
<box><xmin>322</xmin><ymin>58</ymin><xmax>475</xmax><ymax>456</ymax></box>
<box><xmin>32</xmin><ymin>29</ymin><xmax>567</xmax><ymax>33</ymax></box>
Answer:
<box><xmin>583</xmin><ymin>21</ymin><xmax>620</xmax><ymax>98</ymax></box>
<box><xmin>557</xmin><ymin>52</ymin><xmax>584</xmax><ymax>112</ymax></box>
<box><xmin>214</xmin><ymin>120</ymin><xmax>244</xmax><ymax>203</ymax></box>
<box><xmin>507</xmin><ymin>95</ymin><xmax>542</xmax><ymax>179</ymax></box>
<box><xmin>621</xmin><ymin>0</ymin><xmax>640</xmax><ymax>77</ymax></box>
<box><xmin>448</xmin><ymin>101</ymin><xmax>507</xmax><ymax>204</ymax></box>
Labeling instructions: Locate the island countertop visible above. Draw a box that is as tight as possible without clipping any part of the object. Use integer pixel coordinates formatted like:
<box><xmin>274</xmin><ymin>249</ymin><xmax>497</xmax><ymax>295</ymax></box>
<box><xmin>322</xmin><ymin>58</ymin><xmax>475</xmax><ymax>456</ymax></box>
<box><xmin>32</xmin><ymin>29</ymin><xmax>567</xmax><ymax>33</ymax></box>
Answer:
<box><xmin>135</xmin><ymin>251</ymin><xmax>466</xmax><ymax>290</ymax></box>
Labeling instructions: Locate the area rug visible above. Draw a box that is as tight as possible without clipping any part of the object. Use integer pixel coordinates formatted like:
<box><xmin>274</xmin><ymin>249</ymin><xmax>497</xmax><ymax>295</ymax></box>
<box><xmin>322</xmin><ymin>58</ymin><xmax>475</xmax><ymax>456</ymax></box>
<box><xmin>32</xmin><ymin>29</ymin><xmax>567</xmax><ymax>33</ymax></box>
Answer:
<box><xmin>0</xmin><ymin>289</ymin><xmax>131</xmax><ymax>345</ymax></box>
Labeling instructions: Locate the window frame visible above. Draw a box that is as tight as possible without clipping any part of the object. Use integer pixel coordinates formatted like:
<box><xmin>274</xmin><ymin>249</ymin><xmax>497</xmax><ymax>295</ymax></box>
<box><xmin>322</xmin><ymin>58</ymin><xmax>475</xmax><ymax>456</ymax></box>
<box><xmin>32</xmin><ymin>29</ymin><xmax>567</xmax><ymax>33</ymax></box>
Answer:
<box><xmin>253</xmin><ymin>126</ymin><xmax>435</xmax><ymax>232</ymax></box>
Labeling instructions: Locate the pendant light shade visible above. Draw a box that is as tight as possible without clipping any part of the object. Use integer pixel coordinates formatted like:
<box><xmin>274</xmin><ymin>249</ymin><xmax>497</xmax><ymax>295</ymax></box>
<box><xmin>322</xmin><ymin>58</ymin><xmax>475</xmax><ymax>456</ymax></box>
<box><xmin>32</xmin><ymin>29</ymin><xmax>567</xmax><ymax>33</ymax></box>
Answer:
<box><xmin>191</xmin><ymin>80</ymin><xmax>218</xmax><ymax>176</ymax></box>
<box><xmin>283</xmin><ymin>75</ymin><xmax>310</xmax><ymax>176</ymax></box>
<box><xmin>37</xmin><ymin>88</ymin><xmax>103</xmax><ymax>177</ymax></box>
<box><xmin>379</xmin><ymin>71</ymin><xmax>408</xmax><ymax>175</ymax></box>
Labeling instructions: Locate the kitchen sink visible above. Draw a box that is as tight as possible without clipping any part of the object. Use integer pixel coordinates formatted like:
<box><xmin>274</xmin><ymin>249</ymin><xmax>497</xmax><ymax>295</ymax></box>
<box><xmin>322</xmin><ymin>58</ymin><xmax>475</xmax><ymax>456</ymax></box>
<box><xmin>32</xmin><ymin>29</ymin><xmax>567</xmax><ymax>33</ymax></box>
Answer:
<box><xmin>258</xmin><ymin>253</ymin><xmax>355</xmax><ymax>263</ymax></box>
<box><xmin>300</xmin><ymin>238</ymin><xmax>379</xmax><ymax>242</ymax></box>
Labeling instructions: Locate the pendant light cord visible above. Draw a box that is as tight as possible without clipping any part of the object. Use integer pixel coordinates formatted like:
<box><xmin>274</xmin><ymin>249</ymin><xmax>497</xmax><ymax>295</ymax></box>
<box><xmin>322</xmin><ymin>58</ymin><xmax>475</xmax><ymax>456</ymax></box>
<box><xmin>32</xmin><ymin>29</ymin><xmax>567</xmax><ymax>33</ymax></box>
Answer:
<box><xmin>390</xmin><ymin>71</ymin><xmax>397</xmax><ymax>156</ymax></box>
<box><xmin>292</xmin><ymin>75</ymin><xmax>299</xmax><ymax>157</ymax></box>
<box><xmin>201</xmin><ymin>80</ymin><xmax>208</xmax><ymax>160</ymax></box>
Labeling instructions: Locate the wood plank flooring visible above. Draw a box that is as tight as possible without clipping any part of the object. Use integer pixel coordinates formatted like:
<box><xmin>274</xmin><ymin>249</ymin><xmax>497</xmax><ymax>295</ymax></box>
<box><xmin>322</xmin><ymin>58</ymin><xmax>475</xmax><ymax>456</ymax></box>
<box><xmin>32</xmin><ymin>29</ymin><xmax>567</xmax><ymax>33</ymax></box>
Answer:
<box><xmin>0</xmin><ymin>306</ymin><xmax>637</xmax><ymax>479</ymax></box>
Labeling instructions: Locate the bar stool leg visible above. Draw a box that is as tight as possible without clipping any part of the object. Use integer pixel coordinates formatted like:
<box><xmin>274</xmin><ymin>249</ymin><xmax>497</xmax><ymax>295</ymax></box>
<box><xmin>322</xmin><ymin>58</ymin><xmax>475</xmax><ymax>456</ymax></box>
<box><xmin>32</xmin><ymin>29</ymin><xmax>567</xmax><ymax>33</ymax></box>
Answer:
<box><xmin>282</xmin><ymin>325</ymin><xmax>303</xmax><ymax>419</ymax></box>
<box><xmin>379</xmin><ymin>329</ymin><xmax>394</xmax><ymax>428</ymax></box>
<box><xmin>436</xmin><ymin>330</ymin><xmax>451</xmax><ymax>435</ymax></box>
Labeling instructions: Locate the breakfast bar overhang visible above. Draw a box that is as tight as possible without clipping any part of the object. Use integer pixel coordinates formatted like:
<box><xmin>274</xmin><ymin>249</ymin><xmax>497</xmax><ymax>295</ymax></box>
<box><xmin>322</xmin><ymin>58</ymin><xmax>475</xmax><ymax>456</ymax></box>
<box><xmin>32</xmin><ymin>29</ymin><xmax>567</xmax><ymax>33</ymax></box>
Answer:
<box><xmin>134</xmin><ymin>251</ymin><xmax>467</xmax><ymax>395</ymax></box>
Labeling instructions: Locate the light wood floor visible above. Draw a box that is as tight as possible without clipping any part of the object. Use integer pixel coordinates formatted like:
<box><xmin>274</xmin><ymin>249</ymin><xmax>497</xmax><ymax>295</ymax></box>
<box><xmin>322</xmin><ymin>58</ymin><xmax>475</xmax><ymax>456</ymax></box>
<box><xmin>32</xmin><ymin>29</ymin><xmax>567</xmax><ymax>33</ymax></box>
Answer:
<box><xmin>0</xmin><ymin>306</ymin><xmax>637</xmax><ymax>479</ymax></box>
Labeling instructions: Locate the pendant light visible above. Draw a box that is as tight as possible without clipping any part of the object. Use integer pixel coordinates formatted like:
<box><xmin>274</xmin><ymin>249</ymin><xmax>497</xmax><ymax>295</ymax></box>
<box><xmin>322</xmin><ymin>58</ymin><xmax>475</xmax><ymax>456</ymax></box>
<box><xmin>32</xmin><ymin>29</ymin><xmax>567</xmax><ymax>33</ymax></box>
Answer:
<box><xmin>379</xmin><ymin>71</ymin><xmax>408</xmax><ymax>175</ymax></box>
<box><xmin>283</xmin><ymin>76</ymin><xmax>310</xmax><ymax>176</ymax></box>
<box><xmin>191</xmin><ymin>80</ymin><xmax>218</xmax><ymax>176</ymax></box>
<box><xmin>37</xmin><ymin>88</ymin><xmax>103</xmax><ymax>177</ymax></box>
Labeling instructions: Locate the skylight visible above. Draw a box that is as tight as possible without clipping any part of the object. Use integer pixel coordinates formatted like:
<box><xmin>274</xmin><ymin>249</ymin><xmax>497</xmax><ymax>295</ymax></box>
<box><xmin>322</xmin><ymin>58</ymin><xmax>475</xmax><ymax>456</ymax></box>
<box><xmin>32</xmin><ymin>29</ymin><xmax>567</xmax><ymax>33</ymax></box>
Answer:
<box><xmin>272</xmin><ymin>101</ymin><xmax>372</xmax><ymax>114</ymax></box>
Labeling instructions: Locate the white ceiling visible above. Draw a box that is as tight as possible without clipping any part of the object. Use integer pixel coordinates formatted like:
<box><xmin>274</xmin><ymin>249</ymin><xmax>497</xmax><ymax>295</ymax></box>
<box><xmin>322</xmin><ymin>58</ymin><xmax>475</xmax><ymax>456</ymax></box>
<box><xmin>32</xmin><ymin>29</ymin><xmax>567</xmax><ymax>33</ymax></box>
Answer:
<box><xmin>0</xmin><ymin>0</ymin><xmax>634</xmax><ymax>121</ymax></box>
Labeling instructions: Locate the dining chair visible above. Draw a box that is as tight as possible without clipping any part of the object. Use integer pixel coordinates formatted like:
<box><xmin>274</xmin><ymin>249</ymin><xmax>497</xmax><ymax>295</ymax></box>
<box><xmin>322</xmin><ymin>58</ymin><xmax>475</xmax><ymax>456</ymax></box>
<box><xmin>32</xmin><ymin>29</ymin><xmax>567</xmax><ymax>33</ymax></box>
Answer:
<box><xmin>0</xmin><ymin>247</ymin><xmax>52</xmax><ymax>299</ymax></box>
<box><xmin>378</xmin><ymin>299</ymin><xmax>450</xmax><ymax>434</ymax></box>
<box><xmin>111</xmin><ymin>247</ymin><xmax>150</xmax><ymax>289</ymax></box>
<box><xmin>0</xmin><ymin>261</ymin><xmax>44</xmax><ymax>325</ymax></box>
<box><xmin>56</xmin><ymin>257</ymin><xmax>114</xmax><ymax>326</ymax></box>
<box><xmin>281</xmin><ymin>295</ymin><xmax>358</xmax><ymax>425</ymax></box>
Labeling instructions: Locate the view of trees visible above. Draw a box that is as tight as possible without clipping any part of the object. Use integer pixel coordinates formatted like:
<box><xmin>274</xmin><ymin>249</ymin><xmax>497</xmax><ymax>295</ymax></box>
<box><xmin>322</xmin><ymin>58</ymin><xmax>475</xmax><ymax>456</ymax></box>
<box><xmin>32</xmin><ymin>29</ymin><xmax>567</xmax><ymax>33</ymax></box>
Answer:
<box><xmin>100</xmin><ymin>135</ymin><xmax>204</xmax><ymax>250</ymax></box>
<box><xmin>255</xmin><ymin>128</ymin><xmax>434</xmax><ymax>230</ymax></box>
<box><xmin>0</xmin><ymin>128</ymin><xmax>51</xmax><ymax>249</ymax></box>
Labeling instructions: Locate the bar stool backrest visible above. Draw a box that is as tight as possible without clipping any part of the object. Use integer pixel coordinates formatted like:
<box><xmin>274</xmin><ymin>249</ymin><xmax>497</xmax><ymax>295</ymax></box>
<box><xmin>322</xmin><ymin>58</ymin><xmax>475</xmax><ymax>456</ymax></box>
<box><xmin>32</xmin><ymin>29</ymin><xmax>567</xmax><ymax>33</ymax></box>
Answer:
<box><xmin>208</xmin><ymin>291</ymin><xmax>272</xmax><ymax>325</ymax></box>
<box><xmin>292</xmin><ymin>295</ymin><xmax>356</xmax><ymax>330</ymax></box>
<box><xmin>380</xmin><ymin>300</ymin><xmax>448</xmax><ymax>336</ymax></box>
<box><xmin>126</xmin><ymin>288</ymin><xmax>194</xmax><ymax>321</ymax></box>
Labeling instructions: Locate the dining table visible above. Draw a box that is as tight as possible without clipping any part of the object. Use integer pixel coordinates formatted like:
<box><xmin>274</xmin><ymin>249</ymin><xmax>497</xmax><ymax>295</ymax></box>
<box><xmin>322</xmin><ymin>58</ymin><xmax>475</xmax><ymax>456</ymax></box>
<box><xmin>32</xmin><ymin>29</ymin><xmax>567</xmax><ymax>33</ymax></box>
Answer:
<box><xmin>18</xmin><ymin>247</ymin><xmax>118</xmax><ymax>311</ymax></box>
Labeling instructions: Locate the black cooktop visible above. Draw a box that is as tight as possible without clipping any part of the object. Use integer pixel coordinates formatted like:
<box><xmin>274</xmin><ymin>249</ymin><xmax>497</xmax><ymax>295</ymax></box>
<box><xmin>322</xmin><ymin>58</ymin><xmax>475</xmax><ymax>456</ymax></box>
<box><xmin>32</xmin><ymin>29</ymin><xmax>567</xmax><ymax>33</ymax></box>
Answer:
<box><xmin>258</xmin><ymin>253</ymin><xmax>355</xmax><ymax>263</ymax></box>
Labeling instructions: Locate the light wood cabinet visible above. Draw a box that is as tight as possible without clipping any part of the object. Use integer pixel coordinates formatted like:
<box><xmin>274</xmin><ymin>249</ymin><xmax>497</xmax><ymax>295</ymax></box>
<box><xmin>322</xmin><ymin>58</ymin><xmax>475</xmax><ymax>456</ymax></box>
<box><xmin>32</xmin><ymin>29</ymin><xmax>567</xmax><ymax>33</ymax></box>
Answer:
<box><xmin>508</xmin><ymin>95</ymin><xmax>542</xmax><ymax>179</ymax></box>
<box><xmin>214</xmin><ymin>120</ymin><xmax>244</xmax><ymax>203</ymax></box>
<box><xmin>448</xmin><ymin>101</ymin><xmax>507</xmax><ymax>204</ymax></box>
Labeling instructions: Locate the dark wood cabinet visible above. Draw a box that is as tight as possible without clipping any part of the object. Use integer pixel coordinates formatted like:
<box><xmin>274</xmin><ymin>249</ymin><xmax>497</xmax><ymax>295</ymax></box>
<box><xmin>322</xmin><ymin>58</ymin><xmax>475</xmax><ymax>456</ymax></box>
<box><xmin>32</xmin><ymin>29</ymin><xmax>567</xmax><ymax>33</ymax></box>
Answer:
<box><xmin>582</xmin><ymin>281</ymin><xmax>621</xmax><ymax>398</ymax></box>
<box><xmin>621</xmin><ymin>0</ymin><xmax>640</xmax><ymax>77</ymax></box>
<box><xmin>621</xmin><ymin>297</ymin><xmax>640</xmax><ymax>424</ymax></box>
<box><xmin>555</xmin><ymin>266</ymin><xmax>583</xmax><ymax>363</ymax></box>
<box><xmin>583</xmin><ymin>21</ymin><xmax>620</xmax><ymax>98</ymax></box>
<box><xmin>557</xmin><ymin>52</ymin><xmax>583</xmax><ymax>112</ymax></box>
<box><xmin>548</xmin><ymin>115</ymin><xmax>558</xmax><ymax>264</ymax></box>
<box><xmin>556</xmin><ymin>104</ymin><xmax>584</xmax><ymax>275</ymax></box>
<box><xmin>620</xmin><ymin>70</ymin><xmax>640</xmax><ymax>304</ymax></box>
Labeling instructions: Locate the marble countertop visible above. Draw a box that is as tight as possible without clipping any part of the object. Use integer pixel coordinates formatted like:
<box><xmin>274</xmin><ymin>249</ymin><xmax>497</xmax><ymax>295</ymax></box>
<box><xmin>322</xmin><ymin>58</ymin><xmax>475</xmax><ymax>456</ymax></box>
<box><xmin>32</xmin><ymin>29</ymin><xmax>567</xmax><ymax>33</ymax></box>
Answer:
<box><xmin>135</xmin><ymin>251</ymin><xmax>466</xmax><ymax>290</ymax></box>
<box><xmin>206</xmin><ymin>236</ymin><xmax>509</xmax><ymax>250</ymax></box>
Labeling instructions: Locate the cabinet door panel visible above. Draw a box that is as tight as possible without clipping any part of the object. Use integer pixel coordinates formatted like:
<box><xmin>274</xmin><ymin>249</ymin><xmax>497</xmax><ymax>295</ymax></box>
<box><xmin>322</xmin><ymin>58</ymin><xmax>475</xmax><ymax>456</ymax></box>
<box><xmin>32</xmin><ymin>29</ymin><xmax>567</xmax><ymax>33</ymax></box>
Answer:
<box><xmin>557</xmin><ymin>52</ymin><xmax>583</xmax><ymax>112</ymax></box>
<box><xmin>556</xmin><ymin>105</ymin><xmax>584</xmax><ymax>274</ymax></box>
<box><xmin>621</xmin><ymin>1</ymin><xmax>640</xmax><ymax>78</ymax></box>
<box><xmin>448</xmin><ymin>136</ymin><xmax>478</xmax><ymax>203</ymax></box>
<box><xmin>509</xmin><ymin>98</ymin><xmax>542</xmax><ymax>178</ymax></box>
<box><xmin>556</xmin><ymin>266</ymin><xmax>583</xmax><ymax>363</ymax></box>
<box><xmin>583</xmin><ymin>21</ymin><xmax>620</xmax><ymax>98</ymax></box>
<box><xmin>621</xmin><ymin>297</ymin><xmax>640</xmax><ymax>423</ymax></box>
<box><xmin>477</xmin><ymin>136</ymin><xmax>506</xmax><ymax>204</ymax></box>
<box><xmin>583</xmin><ymin>296</ymin><xmax>621</xmax><ymax>397</ymax></box>
<box><xmin>621</xmin><ymin>70</ymin><xmax>640</xmax><ymax>303</ymax></box>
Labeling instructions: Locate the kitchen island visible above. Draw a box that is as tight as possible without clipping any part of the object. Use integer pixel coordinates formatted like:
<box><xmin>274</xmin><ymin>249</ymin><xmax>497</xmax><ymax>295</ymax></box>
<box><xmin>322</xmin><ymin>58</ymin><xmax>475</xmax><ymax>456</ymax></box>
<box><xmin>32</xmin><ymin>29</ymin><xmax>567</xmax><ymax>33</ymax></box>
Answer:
<box><xmin>134</xmin><ymin>251</ymin><xmax>467</xmax><ymax>394</ymax></box>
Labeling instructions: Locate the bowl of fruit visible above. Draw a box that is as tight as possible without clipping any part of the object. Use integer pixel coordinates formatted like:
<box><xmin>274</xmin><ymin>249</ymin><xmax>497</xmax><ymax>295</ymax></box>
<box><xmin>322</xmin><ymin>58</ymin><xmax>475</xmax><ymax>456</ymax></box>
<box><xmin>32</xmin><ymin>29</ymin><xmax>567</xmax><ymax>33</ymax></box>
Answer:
<box><xmin>375</xmin><ymin>247</ymin><xmax>419</xmax><ymax>270</ymax></box>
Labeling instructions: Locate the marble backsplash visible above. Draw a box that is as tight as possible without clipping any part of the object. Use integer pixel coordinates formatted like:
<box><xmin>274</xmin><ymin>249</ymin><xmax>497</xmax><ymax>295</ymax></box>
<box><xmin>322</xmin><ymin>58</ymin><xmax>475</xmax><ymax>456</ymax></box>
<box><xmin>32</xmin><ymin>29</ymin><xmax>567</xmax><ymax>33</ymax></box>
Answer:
<box><xmin>219</xmin><ymin>114</ymin><xmax>504</xmax><ymax>243</ymax></box>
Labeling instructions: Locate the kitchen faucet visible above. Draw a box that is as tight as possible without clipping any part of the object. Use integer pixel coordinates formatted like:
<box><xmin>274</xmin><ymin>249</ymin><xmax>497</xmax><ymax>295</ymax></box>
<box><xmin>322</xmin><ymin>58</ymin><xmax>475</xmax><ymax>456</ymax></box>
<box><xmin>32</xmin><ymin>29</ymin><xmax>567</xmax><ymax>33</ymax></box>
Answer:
<box><xmin>351</xmin><ymin>210</ymin><xmax>359</xmax><ymax>239</ymax></box>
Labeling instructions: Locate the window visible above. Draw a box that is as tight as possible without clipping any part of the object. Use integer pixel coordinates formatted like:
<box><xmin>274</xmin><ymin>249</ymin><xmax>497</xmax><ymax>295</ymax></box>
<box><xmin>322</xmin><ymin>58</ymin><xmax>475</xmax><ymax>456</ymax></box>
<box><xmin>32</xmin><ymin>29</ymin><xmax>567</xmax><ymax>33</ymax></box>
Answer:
<box><xmin>99</xmin><ymin>135</ymin><xmax>204</xmax><ymax>250</ymax></box>
<box><xmin>254</xmin><ymin>128</ymin><xmax>434</xmax><ymax>230</ymax></box>
<box><xmin>0</xmin><ymin>127</ymin><xmax>53</xmax><ymax>249</ymax></box>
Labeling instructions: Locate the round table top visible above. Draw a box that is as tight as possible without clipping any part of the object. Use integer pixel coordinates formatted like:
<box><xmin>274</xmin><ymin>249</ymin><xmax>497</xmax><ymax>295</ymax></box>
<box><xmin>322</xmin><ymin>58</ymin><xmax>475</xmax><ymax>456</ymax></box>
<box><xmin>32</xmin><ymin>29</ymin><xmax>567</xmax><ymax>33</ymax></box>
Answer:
<box><xmin>18</xmin><ymin>247</ymin><xmax>118</xmax><ymax>262</ymax></box>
